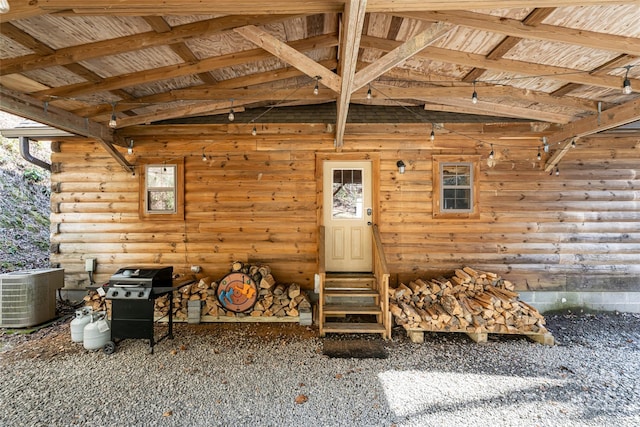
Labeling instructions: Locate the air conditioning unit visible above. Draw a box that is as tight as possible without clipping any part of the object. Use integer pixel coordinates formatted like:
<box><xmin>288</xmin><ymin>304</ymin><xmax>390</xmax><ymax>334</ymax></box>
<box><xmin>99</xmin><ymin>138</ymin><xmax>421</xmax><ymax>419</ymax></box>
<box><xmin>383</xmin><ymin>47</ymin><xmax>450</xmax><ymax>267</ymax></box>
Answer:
<box><xmin>0</xmin><ymin>268</ymin><xmax>64</xmax><ymax>328</ymax></box>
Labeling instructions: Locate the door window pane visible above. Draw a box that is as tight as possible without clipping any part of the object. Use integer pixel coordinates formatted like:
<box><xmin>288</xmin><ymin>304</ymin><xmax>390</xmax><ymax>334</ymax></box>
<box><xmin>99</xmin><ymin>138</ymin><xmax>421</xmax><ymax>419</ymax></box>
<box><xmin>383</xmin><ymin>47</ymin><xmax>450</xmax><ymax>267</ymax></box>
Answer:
<box><xmin>332</xmin><ymin>168</ymin><xmax>363</xmax><ymax>219</ymax></box>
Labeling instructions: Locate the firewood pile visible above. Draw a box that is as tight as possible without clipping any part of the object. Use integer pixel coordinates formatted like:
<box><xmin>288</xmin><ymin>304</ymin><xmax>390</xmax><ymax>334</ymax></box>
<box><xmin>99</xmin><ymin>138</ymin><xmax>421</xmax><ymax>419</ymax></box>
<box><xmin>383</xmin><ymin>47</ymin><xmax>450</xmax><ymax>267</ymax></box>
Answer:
<box><xmin>85</xmin><ymin>262</ymin><xmax>311</xmax><ymax>321</ymax></box>
<box><xmin>390</xmin><ymin>267</ymin><xmax>548</xmax><ymax>335</ymax></box>
<box><xmin>84</xmin><ymin>292</ymin><xmax>111</xmax><ymax>316</ymax></box>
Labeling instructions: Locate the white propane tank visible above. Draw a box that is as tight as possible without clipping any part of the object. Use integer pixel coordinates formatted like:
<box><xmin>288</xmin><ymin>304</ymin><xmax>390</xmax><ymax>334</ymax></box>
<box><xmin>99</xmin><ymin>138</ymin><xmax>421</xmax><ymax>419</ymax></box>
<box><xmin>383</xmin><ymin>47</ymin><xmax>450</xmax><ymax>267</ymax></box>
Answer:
<box><xmin>83</xmin><ymin>311</ymin><xmax>111</xmax><ymax>351</ymax></box>
<box><xmin>70</xmin><ymin>307</ymin><xmax>93</xmax><ymax>343</ymax></box>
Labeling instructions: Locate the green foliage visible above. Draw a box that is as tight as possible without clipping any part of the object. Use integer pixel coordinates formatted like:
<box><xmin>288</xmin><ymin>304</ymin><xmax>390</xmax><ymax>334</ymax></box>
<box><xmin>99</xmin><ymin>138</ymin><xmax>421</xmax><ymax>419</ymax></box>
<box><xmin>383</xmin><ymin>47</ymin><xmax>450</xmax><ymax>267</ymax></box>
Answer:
<box><xmin>24</xmin><ymin>167</ymin><xmax>45</xmax><ymax>182</ymax></box>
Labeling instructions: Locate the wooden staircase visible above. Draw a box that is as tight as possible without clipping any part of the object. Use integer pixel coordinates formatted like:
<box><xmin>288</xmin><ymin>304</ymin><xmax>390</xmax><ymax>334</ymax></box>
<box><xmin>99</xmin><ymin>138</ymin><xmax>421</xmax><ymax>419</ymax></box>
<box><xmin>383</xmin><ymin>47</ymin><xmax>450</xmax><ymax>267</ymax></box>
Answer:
<box><xmin>318</xmin><ymin>225</ymin><xmax>391</xmax><ymax>339</ymax></box>
<box><xmin>320</xmin><ymin>273</ymin><xmax>387</xmax><ymax>337</ymax></box>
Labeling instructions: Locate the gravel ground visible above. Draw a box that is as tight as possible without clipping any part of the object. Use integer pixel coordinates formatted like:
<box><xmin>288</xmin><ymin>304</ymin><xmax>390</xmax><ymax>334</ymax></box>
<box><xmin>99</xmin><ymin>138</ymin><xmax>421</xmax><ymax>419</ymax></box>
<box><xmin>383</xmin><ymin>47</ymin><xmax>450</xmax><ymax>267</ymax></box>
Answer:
<box><xmin>1</xmin><ymin>311</ymin><xmax>639</xmax><ymax>427</ymax></box>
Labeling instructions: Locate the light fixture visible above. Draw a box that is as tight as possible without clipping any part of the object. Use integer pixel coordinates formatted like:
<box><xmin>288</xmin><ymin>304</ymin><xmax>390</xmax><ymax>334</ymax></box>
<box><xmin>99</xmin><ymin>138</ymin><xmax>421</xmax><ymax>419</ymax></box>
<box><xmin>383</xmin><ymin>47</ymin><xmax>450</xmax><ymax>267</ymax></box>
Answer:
<box><xmin>571</xmin><ymin>138</ymin><xmax>576</xmax><ymax>148</ymax></box>
<box><xmin>366</xmin><ymin>84</ymin><xmax>372</xmax><ymax>100</ymax></box>
<box><xmin>622</xmin><ymin>66</ymin><xmax>632</xmax><ymax>95</ymax></box>
<box><xmin>396</xmin><ymin>160</ymin><xmax>406</xmax><ymax>174</ymax></box>
<box><xmin>0</xmin><ymin>0</ymin><xmax>10</xmax><ymax>13</ymax></box>
<box><xmin>202</xmin><ymin>148</ymin><xmax>207</xmax><ymax>162</ymax></box>
<box><xmin>108</xmin><ymin>102</ymin><xmax>117</xmax><ymax>129</ymax></box>
<box><xmin>471</xmin><ymin>81</ymin><xmax>478</xmax><ymax>104</ymax></box>
<box><xmin>555</xmin><ymin>166</ymin><xmax>560</xmax><ymax>176</ymax></box>
<box><xmin>430</xmin><ymin>123</ymin><xmax>435</xmax><ymax>141</ymax></box>
<box><xmin>228</xmin><ymin>98</ymin><xmax>235</xmax><ymax>122</ymax></box>
<box><xmin>537</xmin><ymin>147</ymin><xmax>541</xmax><ymax>161</ymax></box>
<box><xmin>489</xmin><ymin>144</ymin><xmax>494</xmax><ymax>159</ymax></box>
<box><xmin>251</xmin><ymin>125</ymin><xmax>257</xmax><ymax>136</ymax></box>
<box><xmin>313</xmin><ymin>76</ymin><xmax>320</xmax><ymax>96</ymax></box>
<box><xmin>127</xmin><ymin>139</ymin><xmax>134</xmax><ymax>155</ymax></box>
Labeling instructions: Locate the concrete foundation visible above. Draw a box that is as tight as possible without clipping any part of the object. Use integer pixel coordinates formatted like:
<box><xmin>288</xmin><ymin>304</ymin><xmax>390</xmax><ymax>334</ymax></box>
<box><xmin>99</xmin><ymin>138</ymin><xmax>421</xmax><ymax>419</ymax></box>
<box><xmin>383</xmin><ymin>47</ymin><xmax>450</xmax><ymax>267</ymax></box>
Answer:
<box><xmin>519</xmin><ymin>291</ymin><xmax>640</xmax><ymax>314</ymax></box>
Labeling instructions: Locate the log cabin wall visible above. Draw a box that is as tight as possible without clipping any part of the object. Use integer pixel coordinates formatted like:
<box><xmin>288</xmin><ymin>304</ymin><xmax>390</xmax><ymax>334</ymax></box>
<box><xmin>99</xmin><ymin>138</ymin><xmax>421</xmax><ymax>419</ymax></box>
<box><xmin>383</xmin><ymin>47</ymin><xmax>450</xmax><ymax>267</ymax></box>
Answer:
<box><xmin>49</xmin><ymin>125</ymin><xmax>639</xmax><ymax>295</ymax></box>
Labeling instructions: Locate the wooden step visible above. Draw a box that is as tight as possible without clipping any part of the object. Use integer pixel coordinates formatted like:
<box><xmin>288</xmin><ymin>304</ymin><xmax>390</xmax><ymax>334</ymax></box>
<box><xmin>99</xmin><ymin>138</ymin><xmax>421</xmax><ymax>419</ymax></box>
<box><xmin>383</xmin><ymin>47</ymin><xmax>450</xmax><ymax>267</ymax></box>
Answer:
<box><xmin>324</xmin><ymin>289</ymin><xmax>379</xmax><ymax>298</ymax></box>
<box><xmin>324</xmin><ymin>274</ymin><xmax>375</xmax><ymax>290</ymax></box>
<box><xmin>323</xmin><ymin>304</ymin><xmax>381</xmax><ymax>315</ymax></box>
<box><xmin>322</xmin><ymin>322</ymin><xmax>386</xmax><ymax>335</ymax></box>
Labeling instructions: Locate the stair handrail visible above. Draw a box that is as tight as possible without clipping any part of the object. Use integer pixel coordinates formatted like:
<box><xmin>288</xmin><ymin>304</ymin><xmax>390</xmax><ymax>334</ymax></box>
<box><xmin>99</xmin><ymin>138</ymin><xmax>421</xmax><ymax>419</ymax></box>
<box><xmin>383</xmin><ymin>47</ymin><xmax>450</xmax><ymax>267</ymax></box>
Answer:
<box><xmin>371</xmin><ymin>224</ymin><xmax>390</xmax><ymax>339</ymax></box>
<box><xmin>318</xmin><ymin>225</ymin><xmax>326</xmax><ymax>335</ymax></box>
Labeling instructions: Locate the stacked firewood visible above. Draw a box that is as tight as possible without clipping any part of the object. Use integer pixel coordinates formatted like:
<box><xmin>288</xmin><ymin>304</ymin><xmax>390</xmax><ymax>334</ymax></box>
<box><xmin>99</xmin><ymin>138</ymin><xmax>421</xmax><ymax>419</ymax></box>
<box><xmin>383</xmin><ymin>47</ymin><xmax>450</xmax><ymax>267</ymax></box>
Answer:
<box><xmin>83</xmin><ymin>291</ymin><xmax>111</xmax><ymax>316</ymax></box>
<box><xmin>390</xmin><ymin>267</ymin><xmax>547</xmax><ymax>335</ymax></box>
<box><xmin>151</xmin><ymin>262</ymin><xmax>311</xmax><ymax>320</ymax></box>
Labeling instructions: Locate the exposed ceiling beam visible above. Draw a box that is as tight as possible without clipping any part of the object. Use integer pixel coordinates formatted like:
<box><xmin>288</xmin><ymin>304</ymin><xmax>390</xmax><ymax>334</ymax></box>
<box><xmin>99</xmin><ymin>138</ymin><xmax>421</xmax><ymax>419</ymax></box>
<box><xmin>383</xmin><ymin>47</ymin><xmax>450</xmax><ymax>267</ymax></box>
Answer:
<box><xmin>3</xmin><ymin>0</ymin><xmax>636</xmax><ymax>22</ymax></box>
<box><xmin>34</xmin><ymin>34</ymin><xmax>339</xmax><ymax>100</ymax></box>
<box><xmin>426</xmin><ymin>97</ymin><xmax>574</xmax><ymax>123</ymax></box>
<box><xmin>352</xmin><ymin>21</ymin><xmax>453</xmax><ymax>92</ymax></box>
<box><xmin>401</xmin><ymin>10</ymin><xmax>640</xmax><ymax>57</ymax></box>
<box><xmin>461</xmin><ymin>7</ymin><xmax>555</xmax><ymax>83</ymax></box>
<box><xmin>360</xmin><ymin>35</ymin><xmax>640</xmax><ymax>92</ymax></box>
<box><xmin>0</xmin><ymin>87</ymin><xmax>133</xmax><ymax>171</ymax></box>
<box><xmin>544</xmin><ymin>97</ymin><xmax>640</xmax><ymax>171</ymax></box>
<box><xmin>1</xmin><ymin>14</ymin><xmax>296</xmax><ymax>76</ymax></box>
<box><xmin>335</xmin><ymin>0</ymin><xmax>368</xmax><ymax>149</ymax></box>
<box><xmin>115</xmin><ymin>104</ymin><xmax>247</xmax><ymax>128</ymax></box>
<box><xmin>233</xmin><ymin>25</ymin><xmax>342</xmax><ymax>93</ymax></box>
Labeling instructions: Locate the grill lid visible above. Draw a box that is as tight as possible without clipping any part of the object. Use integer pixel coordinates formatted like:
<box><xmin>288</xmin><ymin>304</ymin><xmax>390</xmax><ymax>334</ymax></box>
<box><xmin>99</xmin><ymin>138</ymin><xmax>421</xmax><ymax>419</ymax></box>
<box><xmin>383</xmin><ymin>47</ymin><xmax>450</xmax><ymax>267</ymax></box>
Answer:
<box><xmin>109</xmin><ymin>266</ymin><xmax>173</xmax><ymax>287</ymax></box>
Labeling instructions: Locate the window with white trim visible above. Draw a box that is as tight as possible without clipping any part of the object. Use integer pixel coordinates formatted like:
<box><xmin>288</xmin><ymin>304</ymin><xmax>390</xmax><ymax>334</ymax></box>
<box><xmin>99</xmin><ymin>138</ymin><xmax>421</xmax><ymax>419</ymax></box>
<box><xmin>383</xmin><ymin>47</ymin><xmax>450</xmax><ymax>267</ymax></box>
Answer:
<box><xmin>139</xmin><ymin>158</ymin><xmax>184</xmax><ymax>221</ymax></box>
<box><xmin>433</xmin><ymin>155</ymin><xmax>480</xmax><ymax>219</ymax></box>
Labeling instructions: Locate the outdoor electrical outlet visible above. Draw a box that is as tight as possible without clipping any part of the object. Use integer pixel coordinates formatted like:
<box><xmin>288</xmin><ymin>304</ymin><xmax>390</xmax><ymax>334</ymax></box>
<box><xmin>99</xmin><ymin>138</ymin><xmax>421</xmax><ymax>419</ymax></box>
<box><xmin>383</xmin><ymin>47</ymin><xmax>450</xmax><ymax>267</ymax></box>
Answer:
<box><xmin>190</xmin><ymin>265</ymin><xmax>201</xmax><ymax>273</ymax></box>
<box><xmin>85</xmin><ymin>258</ymin><xmax>96</xmax><ymax>272</ymax></box>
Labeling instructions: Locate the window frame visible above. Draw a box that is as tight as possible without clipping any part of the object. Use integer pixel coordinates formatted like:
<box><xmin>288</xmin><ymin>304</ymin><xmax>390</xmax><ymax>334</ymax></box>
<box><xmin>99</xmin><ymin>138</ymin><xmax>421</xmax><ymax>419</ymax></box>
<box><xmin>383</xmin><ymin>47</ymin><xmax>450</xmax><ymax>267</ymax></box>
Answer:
<box><xmin>432</xmin><ymin>155</ymin><xmax>480</xmax><ymax>219</ymax></box>
<box><xmin>138</xmin><ymin>157</ymin><xmax>184</xmax><ymax>221</ymax></box>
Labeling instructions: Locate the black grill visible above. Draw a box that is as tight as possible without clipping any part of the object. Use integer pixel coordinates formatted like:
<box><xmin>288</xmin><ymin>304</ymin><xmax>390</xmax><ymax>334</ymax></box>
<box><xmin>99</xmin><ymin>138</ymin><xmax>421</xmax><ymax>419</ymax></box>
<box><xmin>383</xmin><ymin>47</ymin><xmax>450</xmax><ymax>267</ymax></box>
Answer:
<box><xmin>101</xmin><ymin>266</ymin><xmax>188</xmax><ymax>354</ymax></box>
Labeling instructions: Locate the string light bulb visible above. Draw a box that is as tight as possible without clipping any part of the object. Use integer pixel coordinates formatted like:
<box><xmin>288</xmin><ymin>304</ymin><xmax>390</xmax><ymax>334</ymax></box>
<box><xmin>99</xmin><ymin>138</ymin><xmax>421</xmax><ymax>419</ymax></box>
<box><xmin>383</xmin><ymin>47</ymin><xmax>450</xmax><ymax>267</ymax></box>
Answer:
<box><xmin>537</xmin><ymin>147</ymin><xmax>541</xmax><ymax>161</ymax></box>
<box><xmin>430</xmin><ymin>123</ymin><xmax>435</xmax><ymax>141</ymax></box>
<box><xmin>622</xmin><ymin>66</ymin><xmax>632</xmax><ymax>95</ymax></box>
<box><xmin>543</xmin><ymin>136</ymin><xmax>549</xmax><ymax>153</ymax></box>
<box><xmin>127</xmin><ymin>139</ymin><xmax>134</xmax><ymax>155</ymax></box>
<box><xmin>108</xmin><ymin>102</ymin><xmax>117</xmax><ymax>128</ymax></box>
<box><xmin>366</xmin><ymin>84</ymin><xmax>372</xmax><ymax>100</ymax></box>
<box><xmin>251</xmin><ymin>125</ymin><xmax>257</xmax><ymax>136</ymax></box>
<box><xmin>202</xmin><ymin>148</ymin><xmax>207</xmax><ymax>162</ymax></box>
<box><xmin>228</xmin><ymin>98</ymin><xmax>235</xmax><ymax>121</ymax></box>
<box><xmin>313</xmin><ymin>76</ymin><xmax>320</xmax><ymax>96</ymax></box>
<box><xmin>555</xmin><ymin>166</ymin><xmax>560</xmax><ymax>176</ymax></box>
<box><xmin>471</xmin><ymin>81</ymin><xmax>478</xmax><ymax>104</ymax></box>
<box><xmin>489</xmin><ymin>144</ymin><xmax>494</xmax><ymax>159</ymax></box>
<box><xmin>571</xmin><ymin>138</ymin><xmax>576</xmax><ymax>148</ymax></box>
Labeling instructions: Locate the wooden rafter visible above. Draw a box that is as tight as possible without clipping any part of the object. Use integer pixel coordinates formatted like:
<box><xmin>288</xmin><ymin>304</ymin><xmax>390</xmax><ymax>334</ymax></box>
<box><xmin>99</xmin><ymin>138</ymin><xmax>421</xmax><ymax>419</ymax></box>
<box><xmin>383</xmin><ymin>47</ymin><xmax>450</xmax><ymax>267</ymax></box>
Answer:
<box><xmin>352</xmin><ymin>21</ymin><xmax>453</xmax><ymax>92</ymax></box>
<box><xmin>401</xmin><ymin>10</ymin><xmax>640</xmax><ymax>57</ymax></box>
<box><xmin>544</xmin><ymin>97</ymin><xmax>640</xmax><ymax>171</ymax></box>
<box><xmin>335</xmin><ymin>0</ymin><xmax>368</xmax><ymax>148</ymax></box>
<box><xmin>3</xmin><ymin>0</ymin><xmax>637</xmax><ymax>22</ymax></box>
<box><xmin>462</xmin><ymin>8</ymin><xmax>555</xmax><ymax>83</ymax></box>
<box><xmin>426</xmin><ymin>97</ymin><xmax>574</xmax><ymax>123</ymax></box>
<box><xmin>233</xmin><ymin>25</ymin><xmax>342</xmax><ymax>93</ymax></box>
<box><xmin>359</xmin><ymin>35</ymin><xmax>640</xmax><ymax>92</ymax></box>
<box><xmin>0</xmin><ymin>87</ymin><xmax>133</xmax><ymax>171</ymax></box>
<box><xmin>34</xmin><ymin>34</ymin><xmax>339</xmax><ymax>100</ymax></box>
<box><xmin>0</xmin><ymin>14</ymin><xmax>296</xmax><ymax>76</ymax></box>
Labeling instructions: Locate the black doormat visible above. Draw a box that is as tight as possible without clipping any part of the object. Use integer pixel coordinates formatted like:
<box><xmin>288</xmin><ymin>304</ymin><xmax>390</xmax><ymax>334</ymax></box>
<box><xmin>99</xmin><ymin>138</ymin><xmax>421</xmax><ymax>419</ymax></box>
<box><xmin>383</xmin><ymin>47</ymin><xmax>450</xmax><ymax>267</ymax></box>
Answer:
<box><xmin>322</xmin><ymin>339</ymin><xmax>388</xmax><ymax>359</ymax></box>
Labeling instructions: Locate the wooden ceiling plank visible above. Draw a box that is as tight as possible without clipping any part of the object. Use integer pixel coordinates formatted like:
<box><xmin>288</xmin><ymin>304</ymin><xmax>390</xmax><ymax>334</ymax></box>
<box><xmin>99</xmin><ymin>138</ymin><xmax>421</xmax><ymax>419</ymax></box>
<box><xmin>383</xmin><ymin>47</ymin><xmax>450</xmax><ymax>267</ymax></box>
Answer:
<box><xmin>233</xmin><ymin>25</ymin><xmax>341</xmax><ymax>93</ymax></box>
<box><xmin>360</xmin><ymin>35</ymin><xmax>640</xmax><ymax>91</ymax></box>
<box><xmin>463</xmin><ymin>7</ymin><xmax>555</xmax><ymax>81</ymax></box>
<box><xmin>0</xmin><ymin>14</ymin><xmax>298</xmax><ymax>76</ymax></box>
<box><xmin>0</xmin><ymin>86</ymin><xmax>132</xmax><ymax>171</ymax></box>
<box><xmin>35</xmin><ymin>34</ymin><xmax>339</xmax><ymax>99</ymax></box>
<box><xmin>335</xmin><ymin>0</ymin><xmax>368</xmax><ymax>148</ymax></box>
<box><xmin>352</xmin><ymin>21</ymin><xmax>453</xmax><ymax>92</ymax></box>
<box><xmin>399</xmin><ymin>10</ymin><xmax>640</xmax><ymax>56</ymax></box>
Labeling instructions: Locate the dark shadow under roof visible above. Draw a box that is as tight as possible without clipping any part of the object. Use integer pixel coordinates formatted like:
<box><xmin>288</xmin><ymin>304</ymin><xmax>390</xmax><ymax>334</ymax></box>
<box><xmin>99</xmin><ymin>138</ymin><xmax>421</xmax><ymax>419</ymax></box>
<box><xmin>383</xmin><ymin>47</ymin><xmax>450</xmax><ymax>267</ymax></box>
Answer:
<box><xmin>156</xmin><ymin>103</ymin><xmax>531</xmax><ymax>125</ymax></box>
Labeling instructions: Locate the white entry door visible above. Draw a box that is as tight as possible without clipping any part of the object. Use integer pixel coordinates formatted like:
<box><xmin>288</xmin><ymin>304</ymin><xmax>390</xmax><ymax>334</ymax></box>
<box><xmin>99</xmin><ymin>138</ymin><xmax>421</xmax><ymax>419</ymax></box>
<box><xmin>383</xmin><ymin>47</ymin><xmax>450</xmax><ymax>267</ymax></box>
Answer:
<box><xmin>323</xmin><ymin>161</ymin><xmax>373</xmax><ymax>272</ymax></box>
